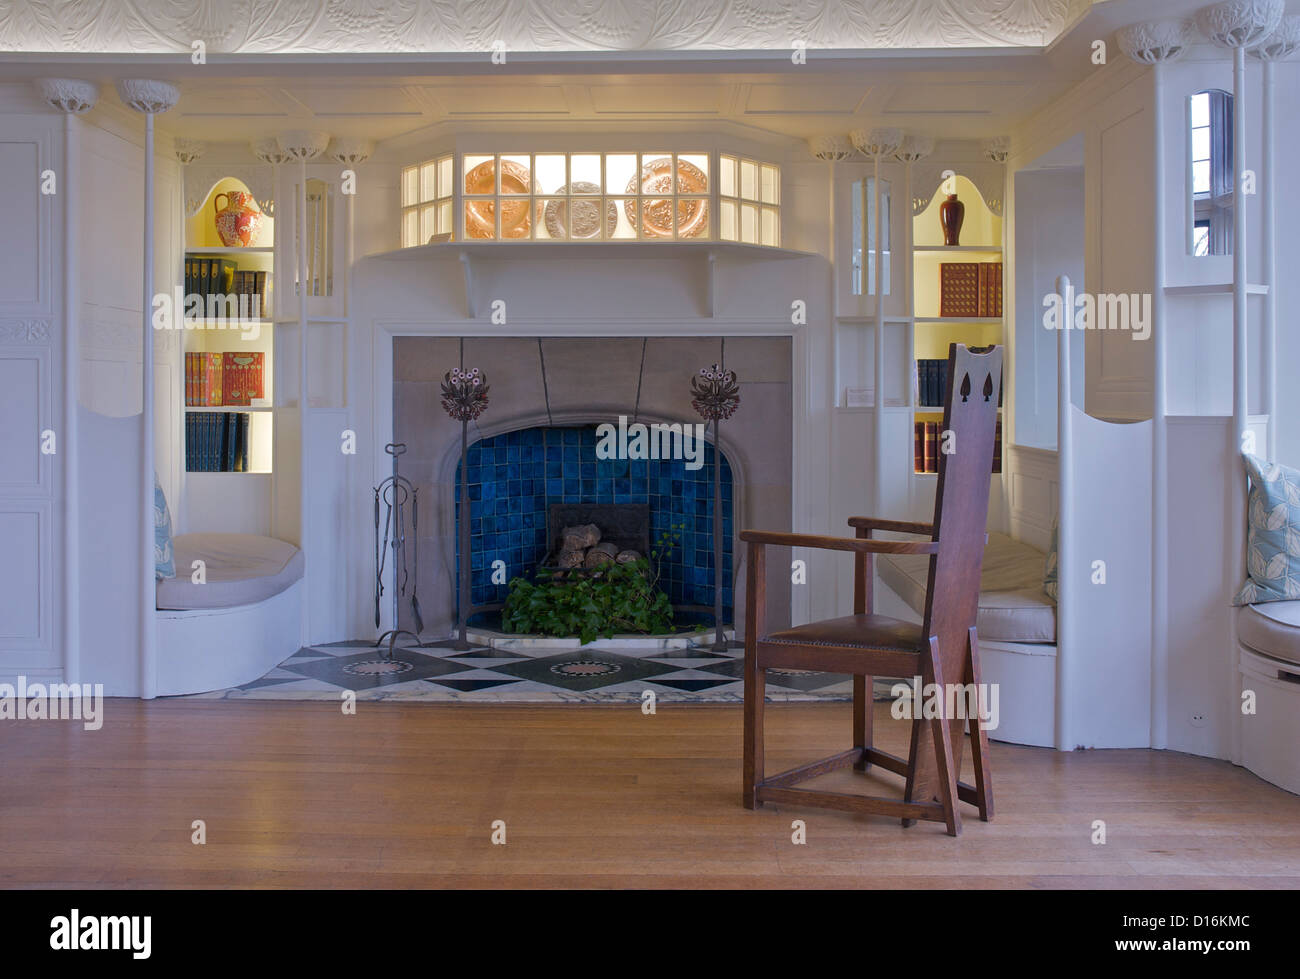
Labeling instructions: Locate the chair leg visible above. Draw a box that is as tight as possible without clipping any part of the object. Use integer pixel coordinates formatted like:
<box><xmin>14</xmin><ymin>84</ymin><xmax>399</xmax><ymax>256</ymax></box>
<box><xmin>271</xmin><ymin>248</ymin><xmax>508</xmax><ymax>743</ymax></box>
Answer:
<box><xmin>965</xmin><ymin>626</ymin><xmax>994</xmax><ymax>821</ymax></box>
<box><xmin>927</xmin><ymin>641</ymin><xmax>962</xmax><ymax>837</ymax></box>
<box><xmin>743</xmin><ymin>640</ymin><xmax>765</xmax><ymax>809</ymax></box>
<box><xmin>852</xmin><ymin>674</ymin><xmax>873</xmax><ymax>771</ymax></box>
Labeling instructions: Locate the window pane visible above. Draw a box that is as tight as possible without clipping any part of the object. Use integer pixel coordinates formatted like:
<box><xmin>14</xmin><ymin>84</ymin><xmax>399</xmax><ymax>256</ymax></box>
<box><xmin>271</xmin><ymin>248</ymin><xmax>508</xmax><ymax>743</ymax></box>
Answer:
<box><xmin>740</xmin><ymin>160</ymin><xmax>758</xmax><ymax>201</ymax></box>
<box><xmin>606</xmin><ymin>154</ymin><xmax>638</xmax><ymax>195</ymax></box>
<box><xmin>1193</xmin><ymin>160</ymin><xmax>1210</xmax><ymax>195</ymax></box>
<box><xmin>1190</xmin><ymin>91</ymin><xmax>1210</xmax><ymax>129</ymax></box>
<box><xmin>720</xmin><ymin>199</ymin><xmax>737</xmax><ymax>241</ymax></box>
<box><xmin>740</xmin><ymin>202</ymin><xmax>758</xmax><ymax>243</ymax></box>
<box><xmin>420</xmin><ymin>205</ymin><xmax>437</xmax><ymax>243</ymax></box>
<box><xmin>1191</xmin><ymin>127</ymin><xmax>1210</xmax><ymax>163</ymax></box>
<box><xmin>678</xmin><ymin>153</ymin><xmax>709</xmax><ymax>193</ymax></box>
<box><xmin>611</xmin><ymin>198</ymin><xmax>637</xmax><ymax>238</ymax></box>
<box><xmin>499</xmin><ymin>154</ymin><xmax>531</xmax><ymax>194</ymax></box>
<box><xmin>534</xmin><ymin>154</ymin><xmax>567</xmax><ymax>195</ymax></box>
<box><xmin>761</xmin><ymin>164</ymin><xmax>779</xmax><ymax>204</ymax></box>
<box><xmin>437</xmin><ymin>156</ymin><xmax>453</xmax><ymax>199</ymax></box>
<box><xmin>437</xmin><ymin>200</ymin><xmax>452</xmax><ymax>235</ymax></box>
<box><xmin>851</xmin><ymin>179</ymin><xmax>863</xmax><ymax>295</ymax></box>
<box><xmin>678</xmin><ymin>198</ymin><xmax>709</xmax><ymax>239</ymax></box>
<box><xmin>401</xmin><ymin>166</ymin><xmax>418</xmax><ymax>207</ymax></box>
<box><xmin>761</xmin><ymin>206</ymin><xmax>778</xmax><ymax>246</ymax></box>
<box><xmin>464</xmin><ymin>155</ymin><xmax>495</xmax><ymax>194</ymax></box>
<box><xmin>402</xmin><ymin>208</ymin><xmax>418</xmax><ymax>248</ymax></box>
<box><xmin>565</xmin><ymin>154</ymin><xmax>597</xmax><ymax>191</ymax></box>
<box><xmin>420</xmin><ymin>163</ymin><xmax>437</xmax><ymax>204</ymax></box>
<box><xmin>719</xmin><ymin>155</ymin><xmax>737</xmax><ymax>198</ymax></box>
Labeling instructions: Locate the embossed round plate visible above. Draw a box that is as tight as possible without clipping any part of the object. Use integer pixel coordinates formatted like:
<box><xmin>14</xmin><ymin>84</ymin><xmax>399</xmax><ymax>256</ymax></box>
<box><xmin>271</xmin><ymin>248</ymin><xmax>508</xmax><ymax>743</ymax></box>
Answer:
<box><xmin>464</xmin><ymin>158</ymin><xmax>536</xmax><ymax>239</ymax></box>
<box><xmin>544</xmin><ymin>181</ymin><xmax>618</xmax><ymax>239</ymax></box>
<box><xmin>625</xmin><ymin>157</ymin><xmax>709</xmax><ymax>238</ymax></box>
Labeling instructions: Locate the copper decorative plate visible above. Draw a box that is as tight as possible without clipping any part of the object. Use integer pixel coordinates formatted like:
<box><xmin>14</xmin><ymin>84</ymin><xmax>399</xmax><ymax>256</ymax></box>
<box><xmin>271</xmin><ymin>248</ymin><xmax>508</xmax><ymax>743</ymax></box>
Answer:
<box><xmin>625</xmin><ymin>157</ymin><xmax>709</xmax><ymax>238</ymax></box>
<box><xmin>544</xmin><ymin>182</ymin><xmax>618</xmax><ymax>240</ymax></box>
<box><xmin>464</xmin><ymin>159</ymin><xmax>537</xmax><ymax>239</ymax></box>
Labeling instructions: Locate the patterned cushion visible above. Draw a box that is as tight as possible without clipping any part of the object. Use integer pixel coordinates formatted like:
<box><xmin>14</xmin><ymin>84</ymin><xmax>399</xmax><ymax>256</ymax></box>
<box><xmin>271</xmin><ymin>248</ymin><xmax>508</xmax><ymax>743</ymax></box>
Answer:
<box><xmin>1235</xmin><ymin>454</ymin><xmax>1300</xmax><ymax>605</ymax></box>
<box><xmin>154</xmin><ymin>473</ymin><xmax>175</xmax><ymax>580</ymax></box>
<box><xmin>1043</xmin><ymin>520</ymin><xmax>1058</xmax><ymax>602</ymax></box>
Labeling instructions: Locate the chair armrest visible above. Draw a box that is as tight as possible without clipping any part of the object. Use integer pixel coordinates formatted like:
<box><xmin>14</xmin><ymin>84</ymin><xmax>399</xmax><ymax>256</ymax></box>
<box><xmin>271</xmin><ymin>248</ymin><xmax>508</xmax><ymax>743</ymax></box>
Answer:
<box><xmin>740</xmin><ymin>529</ymin><xmax>938</xmax><ymax>555</ymax></box>
<box><xmin>847</xmin><ymin>516</ymin><xmax>934</xmax><ymax>537</ymax></box>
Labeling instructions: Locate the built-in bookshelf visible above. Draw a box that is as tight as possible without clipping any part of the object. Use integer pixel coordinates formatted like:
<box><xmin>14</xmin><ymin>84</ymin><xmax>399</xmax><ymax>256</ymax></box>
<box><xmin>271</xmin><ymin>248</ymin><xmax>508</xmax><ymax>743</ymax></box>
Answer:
<box><xmin>182</xmin><ymin>176</ymin><xmax>275</xmax><ymax>476</ymax></box>
<box><xmin>911</xmin><ymin>174</ymin><xmax>1004</xmax><ymax>476</ymax></box>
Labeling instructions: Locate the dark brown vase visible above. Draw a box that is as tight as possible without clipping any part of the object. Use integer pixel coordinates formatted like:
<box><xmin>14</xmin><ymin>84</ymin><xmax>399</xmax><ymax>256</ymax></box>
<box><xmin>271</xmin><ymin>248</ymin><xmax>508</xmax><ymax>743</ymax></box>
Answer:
<box><xmin>939</xmin><ymin>193</ymin><xmax>964</xmax><ymax>246</ymax></box>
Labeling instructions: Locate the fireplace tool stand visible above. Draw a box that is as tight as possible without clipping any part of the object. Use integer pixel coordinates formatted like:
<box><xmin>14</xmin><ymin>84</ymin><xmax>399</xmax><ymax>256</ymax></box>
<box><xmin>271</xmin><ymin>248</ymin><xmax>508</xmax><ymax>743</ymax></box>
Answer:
<box><xmin>373</xmin><ymin>442</ymin><xmax>422</xmax><ymax>658</ymax></box>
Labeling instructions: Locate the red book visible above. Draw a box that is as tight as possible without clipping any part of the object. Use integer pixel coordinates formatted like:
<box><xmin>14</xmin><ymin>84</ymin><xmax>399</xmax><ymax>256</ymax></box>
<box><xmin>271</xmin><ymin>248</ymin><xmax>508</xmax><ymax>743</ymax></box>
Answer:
<box><xmin>939</xmin><ymin>263</ymin><xmax>979</xmax><ymax>317</ymax></box>
<box><xmin>222</xmin><ymin>352</ymin><xmax>263</xmax><ymax>406</ymax></box>
<box><xmin>913</xmin><ymin>421</ymin><xmax>925</xmax><ymax>474</ymax></box>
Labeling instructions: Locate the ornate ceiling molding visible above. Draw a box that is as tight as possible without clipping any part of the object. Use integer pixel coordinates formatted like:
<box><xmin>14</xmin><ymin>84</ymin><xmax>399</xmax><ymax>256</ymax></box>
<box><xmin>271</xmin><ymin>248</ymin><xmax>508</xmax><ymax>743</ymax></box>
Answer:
<box><xmin>0</xmin><ymin>0</ymin><xmax>1097</xmax><ymax>54</ymax></box>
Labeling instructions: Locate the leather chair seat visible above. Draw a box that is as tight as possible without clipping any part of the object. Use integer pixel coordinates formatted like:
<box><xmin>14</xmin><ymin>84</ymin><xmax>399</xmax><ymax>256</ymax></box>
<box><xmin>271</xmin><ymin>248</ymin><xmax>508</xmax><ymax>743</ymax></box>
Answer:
<box><xmin>762</xmin><ymin>613</ymin><xmax>925</xmax><ymax>653</ymax></box>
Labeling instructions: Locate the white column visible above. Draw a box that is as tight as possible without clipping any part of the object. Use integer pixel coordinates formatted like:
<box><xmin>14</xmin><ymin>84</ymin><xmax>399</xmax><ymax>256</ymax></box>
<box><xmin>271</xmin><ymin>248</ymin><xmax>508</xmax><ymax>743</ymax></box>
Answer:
<box><xmin>1118</xmin><ymin>20</ymin><xmax>1193</xmax><ymax>751</ymax></box>
<box><xmin>1253</xmin><ymin>17</ymin><xmax>1300</xmax><ymax>459</ymax></box>
<box><xmin>1197</xmin><ymin>0</ymin><xmax>1284</xmax><ymax>765</ymax></box>
<box><xmin>1055</xmin><ymin>274</ymin><xmax>1075</xmax><ymax>751</ymax></box>
<box><xmin>33</xmin><ymin>79</ymin><xmax>98</xmax><ymax>687</ymax></box>
<box><xmin>116</xmin><ymin>79</ymin><xmax>179</xmax><ymax>699</ymax></box>
<box><xmin>851</xmin><ymin>128</ymin><xmax>901</xmax><ymax>518</ymax></box>
<box><xmin>276</xmin><ymin>131</ymin><xmax>329</xmax><ymax>645</ymax></box>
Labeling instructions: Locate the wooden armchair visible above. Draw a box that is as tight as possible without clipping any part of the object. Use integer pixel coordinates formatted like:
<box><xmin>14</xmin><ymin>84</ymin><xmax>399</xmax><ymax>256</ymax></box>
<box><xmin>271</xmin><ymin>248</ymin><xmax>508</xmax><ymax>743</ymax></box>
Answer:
<box><xmin>741</xmin><ymin>344</ymin><xmax>1002</xmax><ymax>836</ymax></box>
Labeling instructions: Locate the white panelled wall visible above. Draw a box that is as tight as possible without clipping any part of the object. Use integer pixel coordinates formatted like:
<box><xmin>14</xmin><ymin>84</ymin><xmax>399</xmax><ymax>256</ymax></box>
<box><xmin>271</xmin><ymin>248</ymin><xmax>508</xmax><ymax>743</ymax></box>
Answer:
<box><xmin>0</xmin><ymin>89</ymin><xmax>60</xmax><ymax>686</ymax></box>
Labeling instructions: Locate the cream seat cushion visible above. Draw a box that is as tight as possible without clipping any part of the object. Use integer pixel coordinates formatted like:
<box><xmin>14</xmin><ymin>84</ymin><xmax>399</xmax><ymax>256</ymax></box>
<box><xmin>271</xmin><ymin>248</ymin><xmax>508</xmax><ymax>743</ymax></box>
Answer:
<box><xmin>879</xmin><ymin>531</ymin><xmax>1056</xmax><ymax>644</ymax></box>
<box><xmin>156</xmin><ymin>533</ymin><xmax>304</xmax><ymax>611</ymax></box>
<box><xmin>1237</xmin><ymin>601</ymin><xmax>1300</xmax><ymax>667</ymax></box>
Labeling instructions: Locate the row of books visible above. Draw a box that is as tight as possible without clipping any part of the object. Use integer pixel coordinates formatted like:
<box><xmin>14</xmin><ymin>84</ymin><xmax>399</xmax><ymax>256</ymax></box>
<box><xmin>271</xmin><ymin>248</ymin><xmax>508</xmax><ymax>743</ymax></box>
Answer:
<box><xmin>186</xmin><ymin>412</ymin><xmax>251</xmax><ymax>472</ymax></box>
<box><xmin>915</xmin><ymin>359</ymin><xmax>951</xmax><ymax>408</ymax></box>
<box><xmin>939</xmin><ymin>262</ymin><xmax>1002</xmax><ymax>318</ymax></box>
<box><xmin>912</xmin><ymin>419</ymin><xmax>1002</xmax><ymax>474</ymax></box>
<box><xmin>914</xmin><ymin>358</ymin><xmax>1005</xmax><ymax>408</ymax></box>
<box><xmin>184</xmin><ymin>256</ymin><xmax>268</xmax><ymax>315</ymax></box>
<box><xmin>185</xmin><ymin>352</ymin><xmax>265</xmax><ymax>407</ymax></box>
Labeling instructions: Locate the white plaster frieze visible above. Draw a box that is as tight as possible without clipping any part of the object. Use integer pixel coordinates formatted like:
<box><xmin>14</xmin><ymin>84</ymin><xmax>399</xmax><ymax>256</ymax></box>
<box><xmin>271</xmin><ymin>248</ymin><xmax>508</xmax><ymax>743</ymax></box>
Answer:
<box><xmin>0</xmin><ymin>0</ymin><xmax>1098</xmax><ymax>54</ymax></box>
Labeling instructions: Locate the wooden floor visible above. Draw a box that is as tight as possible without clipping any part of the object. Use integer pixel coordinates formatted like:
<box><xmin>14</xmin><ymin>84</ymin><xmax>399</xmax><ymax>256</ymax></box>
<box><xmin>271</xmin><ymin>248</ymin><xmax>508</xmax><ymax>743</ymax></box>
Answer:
<box><xmin>3</xmin><ymin>698</ymin><xmax>1299</xmax><ymax>888</ymax></box>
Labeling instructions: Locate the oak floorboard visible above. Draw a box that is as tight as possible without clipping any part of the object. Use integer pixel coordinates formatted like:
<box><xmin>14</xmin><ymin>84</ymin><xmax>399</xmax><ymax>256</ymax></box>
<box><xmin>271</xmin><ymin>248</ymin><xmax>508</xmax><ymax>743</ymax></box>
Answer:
<box><xmin>2</xmin><ymin>699</ymin><xmax>1298</xmax><ymax>888</ymax></box>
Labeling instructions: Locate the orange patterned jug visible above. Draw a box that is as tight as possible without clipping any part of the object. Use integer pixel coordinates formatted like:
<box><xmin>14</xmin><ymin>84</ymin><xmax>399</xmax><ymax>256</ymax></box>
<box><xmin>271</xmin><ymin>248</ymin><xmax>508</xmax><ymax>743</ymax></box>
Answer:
<box><xmin>213</xmin><ymin>190</ymin><xmax>263</xmax><ymax>247</ymax></box>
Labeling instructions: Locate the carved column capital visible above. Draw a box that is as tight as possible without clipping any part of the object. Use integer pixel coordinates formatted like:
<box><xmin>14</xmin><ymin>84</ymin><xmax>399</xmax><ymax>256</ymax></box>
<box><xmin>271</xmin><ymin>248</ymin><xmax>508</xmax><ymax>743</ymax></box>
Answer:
<box><xmin>115</xmin><ymin>79</ymin><xmax>180</xmax><ymax>115</ymax></box>
<box><xmin>32</xmin><ymin>78</ymin><xmax>98</xmax><ymax>114</ymax></box>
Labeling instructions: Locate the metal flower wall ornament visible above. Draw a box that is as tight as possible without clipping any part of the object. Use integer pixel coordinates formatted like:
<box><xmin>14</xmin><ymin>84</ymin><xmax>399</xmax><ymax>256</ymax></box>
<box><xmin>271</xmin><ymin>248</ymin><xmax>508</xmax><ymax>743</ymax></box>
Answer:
<box><xmin>440</xmin><ymin>367</ymin><xmax>490</xmax><ymax>421</ymax></box>
<box><xmin>691</xmin><ymin>364</ymin><xmax>740</xmax><ymax>421</ymax></box>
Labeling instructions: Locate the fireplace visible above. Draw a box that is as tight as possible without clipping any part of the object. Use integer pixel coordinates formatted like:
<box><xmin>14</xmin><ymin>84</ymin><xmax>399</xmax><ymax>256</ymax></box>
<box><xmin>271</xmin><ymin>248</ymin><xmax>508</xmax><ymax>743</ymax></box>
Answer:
<box><xmin>454</xmin><ymin>424</ymin><xmax>733</xmax><ymax>622</ymax></box>
<box><xmin>391</xmin><ymin>335</ymin><xmax>793</xmax><ymax>641</ymax></box>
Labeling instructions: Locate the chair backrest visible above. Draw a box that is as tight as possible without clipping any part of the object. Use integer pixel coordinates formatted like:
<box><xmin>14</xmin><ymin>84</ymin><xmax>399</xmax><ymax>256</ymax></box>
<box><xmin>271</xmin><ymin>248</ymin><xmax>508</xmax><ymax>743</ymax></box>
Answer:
<box><xmin>922</xmin><ymin>344</ymin><xmax>1003</xmax><ymax>673</ymax></box>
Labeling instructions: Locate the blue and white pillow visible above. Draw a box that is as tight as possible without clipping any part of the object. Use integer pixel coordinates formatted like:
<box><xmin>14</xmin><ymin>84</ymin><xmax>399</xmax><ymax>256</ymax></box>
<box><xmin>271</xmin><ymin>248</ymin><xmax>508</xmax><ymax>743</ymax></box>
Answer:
<box><xmin>1234</xmin><ymin>454</ymin><xmax>1300</xmax><ymax>605</ymax></box>
<box><xmin>154</xmin><ymin>473</ymin><xmax>175</xmax><ymax>580</ymax></box>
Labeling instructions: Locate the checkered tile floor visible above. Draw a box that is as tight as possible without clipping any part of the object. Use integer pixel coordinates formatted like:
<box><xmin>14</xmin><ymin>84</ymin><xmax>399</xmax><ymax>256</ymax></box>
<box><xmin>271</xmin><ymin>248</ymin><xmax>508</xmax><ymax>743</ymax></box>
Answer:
<box><xmin>183</xmin><ymin>639</ymin><xmax>904</xmax><ymax>704</ymax></box>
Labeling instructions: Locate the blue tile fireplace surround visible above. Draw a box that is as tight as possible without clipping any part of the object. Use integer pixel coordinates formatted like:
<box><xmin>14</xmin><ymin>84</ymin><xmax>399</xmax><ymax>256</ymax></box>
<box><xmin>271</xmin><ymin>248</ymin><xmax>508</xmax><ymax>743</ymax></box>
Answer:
<box><xmin>454</xmin><ymin>424</ymin><xmax>733</xmax><ymax>621</ymax></box>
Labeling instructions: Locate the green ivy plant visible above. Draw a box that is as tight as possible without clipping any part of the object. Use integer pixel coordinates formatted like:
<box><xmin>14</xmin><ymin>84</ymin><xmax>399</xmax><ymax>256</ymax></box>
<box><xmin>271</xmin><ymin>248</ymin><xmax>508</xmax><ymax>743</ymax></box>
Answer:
<box><xmin>502</xmin><ymin>526</ymin><xmax>683</xmax><ymax>646</ymax></box>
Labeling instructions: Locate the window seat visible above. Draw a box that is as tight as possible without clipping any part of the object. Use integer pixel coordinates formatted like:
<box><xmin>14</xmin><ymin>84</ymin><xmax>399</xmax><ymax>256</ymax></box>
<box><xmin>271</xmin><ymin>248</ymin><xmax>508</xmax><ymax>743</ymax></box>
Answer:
<box><xmin>156</xmin><ymin>533</ymin><xmax>304</xmax><ymax>611</ymax></box>
<box><xmin>878</xmin><ymin>531</ymin><xmax>1055</xmax><ymax>644</ymax></box>
<box><xmin>1237</xmin><ymin>601</ymin><xmax>1300</xmax><ymax>668</ymax></box>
